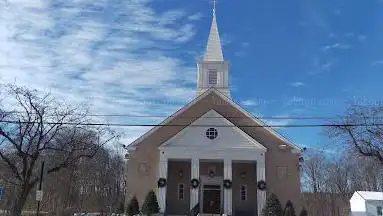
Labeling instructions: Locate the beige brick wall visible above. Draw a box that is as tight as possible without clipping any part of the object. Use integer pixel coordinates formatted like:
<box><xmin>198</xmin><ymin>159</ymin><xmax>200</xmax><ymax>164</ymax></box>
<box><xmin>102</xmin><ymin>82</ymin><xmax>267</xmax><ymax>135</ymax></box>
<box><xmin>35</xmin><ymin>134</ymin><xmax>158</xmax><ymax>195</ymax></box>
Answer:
<box><xmin>125</xmin><ymin>91</ymin><xmax>302</xmax><ymax>213</ymax></box>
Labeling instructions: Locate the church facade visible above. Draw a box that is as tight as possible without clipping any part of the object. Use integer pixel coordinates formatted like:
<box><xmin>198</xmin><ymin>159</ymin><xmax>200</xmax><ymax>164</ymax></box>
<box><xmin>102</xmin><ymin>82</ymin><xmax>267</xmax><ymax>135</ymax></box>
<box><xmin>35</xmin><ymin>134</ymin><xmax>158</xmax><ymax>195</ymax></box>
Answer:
<box><xmin>125</xmin><ymin>6</ymin><xmax>302</xmax><ymax>216</ymax></box>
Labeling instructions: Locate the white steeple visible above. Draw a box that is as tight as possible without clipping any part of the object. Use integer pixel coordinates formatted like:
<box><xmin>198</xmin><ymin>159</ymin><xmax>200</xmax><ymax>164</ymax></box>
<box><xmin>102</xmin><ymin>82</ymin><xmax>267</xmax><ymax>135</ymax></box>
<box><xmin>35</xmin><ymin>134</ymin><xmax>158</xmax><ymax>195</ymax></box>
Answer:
<box><xmin>197</xmin><ymin>0</ymin><xmax>231</xmax><ymax>98</ymax></box>
<box><xmin>204</xmin><ymin>0</ymin><xmax>224</xmax><ymax>61</ymax></box>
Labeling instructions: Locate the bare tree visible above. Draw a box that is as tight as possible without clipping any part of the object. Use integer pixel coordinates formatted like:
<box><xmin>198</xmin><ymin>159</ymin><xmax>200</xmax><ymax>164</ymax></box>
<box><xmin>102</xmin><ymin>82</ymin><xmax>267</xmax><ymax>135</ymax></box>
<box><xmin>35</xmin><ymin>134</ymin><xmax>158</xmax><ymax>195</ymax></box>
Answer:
<box><xmin>329</xmin><ymin>104</ymin><xmax>383</xmax><ymax>164</ymax></box>
<box><xmin>31</xmin><ymin>145</ymin><xmax>126</xmax><ymax>215</ymax></box>
<box><xmin>344</xmin><ymin>149</ymin><xmax>383</xmax><ymax>192</ymax></box>
<box><xmin>302</xmin><ymin>152</ymin><xmax>349</xmax><ymax>216</ymax></box>
<box><xmin>302</xmin><ymin>152</ymin><xmax>327</xmax><ymax>193</ymax></box>
<box><xmin>301</xmin><ymin>148</ymin><xmax>383</xmax><ymax>216</ymax></box>
<box><xmin>75</xmin><ymin>147</ymin><xmax>126</xmax><ymax>214</ymax></box>
<box><xmin>326</xmin><ymin>158</ymin><xmax>351</xmax><ymax>196</ymax></box>
<box><xmin>0</xmin><ymin>85</ymin><xmax>117</xmax><ymax>216</ymax></box>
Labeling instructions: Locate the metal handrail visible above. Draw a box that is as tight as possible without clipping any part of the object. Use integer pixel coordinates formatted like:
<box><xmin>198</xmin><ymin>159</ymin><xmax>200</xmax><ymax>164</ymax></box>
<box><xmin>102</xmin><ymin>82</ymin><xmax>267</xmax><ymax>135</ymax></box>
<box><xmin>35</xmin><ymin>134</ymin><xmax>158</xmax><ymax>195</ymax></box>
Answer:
<box><xmin>187</xmin><ymin>203</ymin><xmax>200</xmax><ymax>216</ymax></box>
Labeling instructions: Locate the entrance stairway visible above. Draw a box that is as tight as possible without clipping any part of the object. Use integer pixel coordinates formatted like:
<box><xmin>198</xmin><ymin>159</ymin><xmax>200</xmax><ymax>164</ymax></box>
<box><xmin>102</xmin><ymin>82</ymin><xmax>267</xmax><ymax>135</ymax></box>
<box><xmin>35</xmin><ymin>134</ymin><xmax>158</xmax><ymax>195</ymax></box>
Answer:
<box><xmin>167</xmin><ymin>214</ymin><xmax>222</xmax><ymax>216</ymax></box>
<box><xmin>198</xmin><ymin>214</ymin><xmax>221</xmax><ymax>216</ymax></box>
<box><xmin>176</xmin><ymin>202</ymin><xmax>228</xmax><ymax>216</ymax></box>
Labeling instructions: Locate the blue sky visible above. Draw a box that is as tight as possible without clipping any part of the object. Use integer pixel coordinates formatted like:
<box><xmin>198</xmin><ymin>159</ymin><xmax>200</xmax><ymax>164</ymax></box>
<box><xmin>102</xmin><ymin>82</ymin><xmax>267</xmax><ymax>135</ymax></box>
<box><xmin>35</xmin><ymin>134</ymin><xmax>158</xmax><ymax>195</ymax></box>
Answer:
<box><xmin>1</xmin><ymin>0</ymin><xmax>383</xmax><ymax>152</ymax></box>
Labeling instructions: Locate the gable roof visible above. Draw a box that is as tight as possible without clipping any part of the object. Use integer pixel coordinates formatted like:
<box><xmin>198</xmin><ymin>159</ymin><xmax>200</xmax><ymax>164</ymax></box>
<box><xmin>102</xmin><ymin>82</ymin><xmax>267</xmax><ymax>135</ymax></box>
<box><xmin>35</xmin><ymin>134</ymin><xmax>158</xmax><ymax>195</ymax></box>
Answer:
<box><xmin>160</xmin><ymin>109</ymin><xmax>267</xmax><ymax>151</ymax></box>
<box><xmin>127</xmin><ymin>88</ymin><xmax>301</xmax><ymax>151</ymax></box>
<box><xmin>354</xmin><ymin>191</ymin><xmax>383</xmax><ymax>201</ymax></box>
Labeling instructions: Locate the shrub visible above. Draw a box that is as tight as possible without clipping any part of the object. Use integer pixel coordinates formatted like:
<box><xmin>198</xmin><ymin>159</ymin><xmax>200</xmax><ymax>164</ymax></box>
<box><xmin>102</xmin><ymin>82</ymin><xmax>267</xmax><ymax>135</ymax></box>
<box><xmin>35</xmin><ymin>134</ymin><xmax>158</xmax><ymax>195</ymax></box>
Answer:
<box><xmin>283</xmin><ymin>200</ymin><xmax>296</xmax><ymax>216</ymax></box>
<box><xmin>117</xmin><ymin>202</ymin><xmax>125</xmax><ymax>214</ymax></box>
<box><xmin>299</xmin><ymin>208</ymin><xmax>308</xmax><ymax>216</ymax></box>
<box><xmin>127</xmin><ymin>196</ymin><xmax>140</xmax><ymax>216</ymax></box>
<box><xmin>141</xmin><ymin>190</ymin><xmax>160</xmax><ymax>216</ymax></box>
<box><xmin>262</xmin><ymin>193</ymin><xmax>283</xmax><ymax>216</ymax></box>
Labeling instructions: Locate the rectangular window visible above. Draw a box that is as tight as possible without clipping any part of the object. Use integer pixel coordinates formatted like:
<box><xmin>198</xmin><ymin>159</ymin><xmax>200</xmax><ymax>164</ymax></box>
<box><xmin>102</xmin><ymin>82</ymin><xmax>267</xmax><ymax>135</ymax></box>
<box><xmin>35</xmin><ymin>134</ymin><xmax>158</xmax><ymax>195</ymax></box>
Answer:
<box><xmin>277</xmin><ymin>166</ymin><xmax>288</xmax><ymax>180</ymax></box>
<box><xmin>208</xmin><ymin>70</ymin><xmax>217</xmax><ymax>85</ymax></box>
<box><xmin>240</xmin><ymin>185</ymin><xmax>247</xmax><ymax>201</ymax></box>
<box><xmin>178</xmin><ymin>183</ymin><xmax>185</xmax><ymax>200</ymax></box>
<box><xmin>377</xmin><ymin>206</ymin><xmax>382</xmax><ymax>216</ymax></box>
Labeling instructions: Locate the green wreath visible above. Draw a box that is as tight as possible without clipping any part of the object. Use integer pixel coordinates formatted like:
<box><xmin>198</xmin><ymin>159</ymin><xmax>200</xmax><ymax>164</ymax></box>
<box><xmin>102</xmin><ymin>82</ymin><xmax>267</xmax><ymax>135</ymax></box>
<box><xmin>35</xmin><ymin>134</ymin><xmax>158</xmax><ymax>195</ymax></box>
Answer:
<box><xmin>191</xmin><ymin>178</ymin><xmax>199</xmax><ymax>188</ymax></box>
<box><xmin>223</xmin><ymin>179</ymin><xmax>232</xmax><ymax>189</ymax></box>
<box><xmin>257</xmin><ymin>180</ymin><xmax>266</xmax><ymax>191</ymax></box>
<box><xmin>157</xmin><ymin>178</ymin><xmax>167</xmax><ymax>188</ymax></box>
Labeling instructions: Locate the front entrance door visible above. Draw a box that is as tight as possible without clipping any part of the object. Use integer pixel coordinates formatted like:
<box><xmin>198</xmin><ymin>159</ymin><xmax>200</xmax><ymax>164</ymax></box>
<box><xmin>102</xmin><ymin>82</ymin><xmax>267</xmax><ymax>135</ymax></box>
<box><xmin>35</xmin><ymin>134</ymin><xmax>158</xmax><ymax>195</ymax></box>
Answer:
<box><xmin>203</xmin><ymin>185</ymin><xmax>221</xmax><ymax>214</ymax></box>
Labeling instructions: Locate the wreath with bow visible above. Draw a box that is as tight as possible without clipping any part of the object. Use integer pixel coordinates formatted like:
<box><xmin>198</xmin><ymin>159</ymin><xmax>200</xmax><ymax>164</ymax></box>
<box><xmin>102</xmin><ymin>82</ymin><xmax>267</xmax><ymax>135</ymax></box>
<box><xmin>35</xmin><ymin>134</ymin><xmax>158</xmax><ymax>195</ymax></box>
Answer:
<box><xmin>223</xmin><ymin>179</ymin><xmax>232</xmax><ymax>189</ymax></box>
<box><xmin>157</xmin><ymin>178</ymin><xmax>167</xmax><ymax>188</ymax></box>
<box><xmin>191</xmin><ymin>178</ymin><xmax>200</xmax><ymax>189</ymax></box>
<box><xmin>257</xmin><ymin>180</ymin><xmax>267</xmax><ymax>191</ymax></box>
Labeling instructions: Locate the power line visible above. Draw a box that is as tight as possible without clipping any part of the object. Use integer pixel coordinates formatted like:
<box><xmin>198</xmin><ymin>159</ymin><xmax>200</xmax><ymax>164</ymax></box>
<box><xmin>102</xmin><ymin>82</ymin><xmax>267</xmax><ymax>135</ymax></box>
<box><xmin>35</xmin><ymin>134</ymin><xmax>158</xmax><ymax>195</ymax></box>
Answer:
<box><xmin>3</xmin><ymin>111</ymin><xmax>383</xmax><ymax>120</ymax></box>
<box><xmin>0</xmin><ymin>120</ymin><xmax>382</xmax><ymax>128</ymax></box>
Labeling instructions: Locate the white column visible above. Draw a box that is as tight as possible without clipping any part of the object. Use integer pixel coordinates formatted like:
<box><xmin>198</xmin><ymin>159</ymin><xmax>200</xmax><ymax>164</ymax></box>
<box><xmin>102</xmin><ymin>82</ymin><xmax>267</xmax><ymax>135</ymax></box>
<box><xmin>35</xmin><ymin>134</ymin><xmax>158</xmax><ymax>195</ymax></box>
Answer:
<box><xmin>224</xmin><ymin>159</ymin><xmax>232</xmax><ymax>215</ymax></box>
<box><xmin>158</xmin><ymin>152</ymin><xmax>168</xmax><ymax>213</ymax></box>
<box><xmin>257</xmin><ymin>156</ymin><xmax>266</xmax><ymax>216</ymax></box>
<box><xmin>190</xmin><ymin>158</ymin><xmax>200</xmax><ymax>209</ymax></box>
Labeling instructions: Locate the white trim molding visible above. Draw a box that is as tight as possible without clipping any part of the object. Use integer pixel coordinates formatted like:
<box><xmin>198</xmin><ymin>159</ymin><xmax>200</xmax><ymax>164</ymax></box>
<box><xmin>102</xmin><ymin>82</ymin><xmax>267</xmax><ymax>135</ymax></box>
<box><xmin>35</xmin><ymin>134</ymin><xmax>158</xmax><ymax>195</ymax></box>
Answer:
<box><xmin>161</xmin><ymin>147</ymin><xmax>265</xmax><ymax>161</ymax></box>
<box><xmin>257</xmin><ymin>156</ymin><xmax>266</xmax><ymax>216</ymax></box>
<box><xmin>161</xmin><ymin>109</ymin><xmax>267</xmax><ymax>151</ymax></box>
<box><xmin>190</xmin><ymin>158</ymin><xmax>200</xmax><ymax>210</ymax></box>
<box><xmin>128</xmin><ymin>88</ymin><xmax>301</xmax><ymax>152</ymax></box>
<box><xmin>158</xmin><ymin>153</ymin><xmax>168</xmax><ymax>213</ymax></box>
<box><xmin>199</xmin><ymin>175</ymin><xmax>224</xmax><ymax>213</ymax></box>
<box><xmin>223</xmin><ymin>159</ymin><xmax>233</xmax><ymax>215</ymax></box>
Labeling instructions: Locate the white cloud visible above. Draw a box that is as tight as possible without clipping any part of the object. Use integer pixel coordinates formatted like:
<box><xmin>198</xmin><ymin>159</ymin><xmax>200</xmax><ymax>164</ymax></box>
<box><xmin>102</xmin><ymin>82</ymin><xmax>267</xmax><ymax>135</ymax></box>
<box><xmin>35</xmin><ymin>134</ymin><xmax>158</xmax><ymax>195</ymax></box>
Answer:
<box><xmin>328</xmin><ymin>32</ymin><xmax>336</xmax><ymax>38</ymax></box>
<box><xmin>234</xmin><ymin>42</ymin><xmax>250</xmax><ymax>57</ymax></box>
<box><xmin>220</xmin><ymin>33</ymin><xmax>233</xmax><ymax>46</ymax></box>
<box><xmin>188</xmin><ymin>12</ymin><xmax>203</xmax><ymax>21</ymax></box>
<box><xmin>304</xmin><ymin>146</ymin><xmax>337</xmax><ymax>154</ymax></box>
<box><xmin>264</xmin><ymin>115</ymin><xmax>294</xmax><ymax>127</ymax></box>
<box><xmin>240</xmin><ymin>98</ymin><xmax>273</xmax><ymax>107</ymax></box>
<box><xmin>321</xmin><ymin>61</ymin><xmax>333</xmax><ymax>70</ymax></box>
<box><xmin>234</xmin><ymin>51</ymin><xmax>245</xmax><ymax>57</ymax></box>
<box><xmin>308</xmin><ymin>59</ymin><xmax>334</xmax><ymax>75</ymax></box>
<box><xmin>358</xmin><ymin>35</ymin><xmax>367</xmax><ymax>42</ymax></box>
<box><xmin>290</xmin><ymin>82</ymin><xmax>304</xmax><ymax>87</ymax></box>
<box><xmin>0</xmin><ymin>0</ymin><xmax>200</xmax><ymax>144</ymax></box>
<box><xmin>322</xmin><ymin>43</ymin><xmax>352</xmax><ymax>51</ymax></box>
<box><xmin>242</xmin><ymin>42</ymin><xmax>250</xmax><ymax>48</ymax></box>
<box><xmin>372</xmin><ymin>60</ymin><xmax>383</xmax><ymax>66</ymax></box>
<box><xmin>241</xmin><ymin>100</ymin><xmax>258</xmax><ymax>106</ymax></box>
<box><xmin>249</xmin><ymin>110</ymin><xmax>294</xmax><ymax>131</ymax></box>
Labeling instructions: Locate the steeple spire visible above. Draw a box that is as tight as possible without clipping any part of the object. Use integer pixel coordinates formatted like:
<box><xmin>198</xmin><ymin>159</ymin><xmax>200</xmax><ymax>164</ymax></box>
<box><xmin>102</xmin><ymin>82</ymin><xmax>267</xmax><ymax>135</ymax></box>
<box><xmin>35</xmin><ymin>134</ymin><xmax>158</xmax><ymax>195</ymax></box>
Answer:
<box><xmin>204</xmin><ymin>0</ymin><xmax>224</xmax><ymax>62</ymax></box>
<box><xmin>197</xmin><ymin>0</ymin><xmax>230</xmax><ymax>98</ymax></box>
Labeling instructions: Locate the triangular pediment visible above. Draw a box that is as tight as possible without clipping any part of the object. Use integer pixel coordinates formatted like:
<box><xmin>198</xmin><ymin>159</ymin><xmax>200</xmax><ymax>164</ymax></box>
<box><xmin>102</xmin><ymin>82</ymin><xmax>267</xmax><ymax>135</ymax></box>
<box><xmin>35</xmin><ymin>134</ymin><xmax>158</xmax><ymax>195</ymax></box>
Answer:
<box><xmin>127</xmin><ymin>88</ymin><xmax>300</xmax><ymax>152</ymax></box>
<box><xmin>161</xmin><ymin>110</ymin><xmax>266</xmax><ymax>151</ymax></box>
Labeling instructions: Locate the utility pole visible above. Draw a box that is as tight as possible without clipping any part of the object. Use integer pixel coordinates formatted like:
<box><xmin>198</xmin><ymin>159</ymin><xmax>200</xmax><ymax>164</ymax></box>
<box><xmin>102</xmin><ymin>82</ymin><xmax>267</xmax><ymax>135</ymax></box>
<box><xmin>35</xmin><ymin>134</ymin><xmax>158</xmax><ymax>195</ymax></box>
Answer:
<box><xmin>36</xmin><ymin>161</ymin><xmax>45</xmax><ymax>216</ymax></box>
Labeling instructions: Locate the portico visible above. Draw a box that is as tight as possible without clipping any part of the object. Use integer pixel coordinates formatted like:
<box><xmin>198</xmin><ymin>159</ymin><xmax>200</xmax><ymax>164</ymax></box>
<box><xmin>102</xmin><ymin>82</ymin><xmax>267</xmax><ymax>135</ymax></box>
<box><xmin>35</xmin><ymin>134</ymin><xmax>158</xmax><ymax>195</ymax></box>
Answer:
<box><xmin>156</xmin><ymin>109</ymin><xmax>267</xmax><ymax>215</ymax></box>
<box><xmin>158</xmin><ymin>149</ymin><xmax>266</xmax><ymax>215</ymax></box>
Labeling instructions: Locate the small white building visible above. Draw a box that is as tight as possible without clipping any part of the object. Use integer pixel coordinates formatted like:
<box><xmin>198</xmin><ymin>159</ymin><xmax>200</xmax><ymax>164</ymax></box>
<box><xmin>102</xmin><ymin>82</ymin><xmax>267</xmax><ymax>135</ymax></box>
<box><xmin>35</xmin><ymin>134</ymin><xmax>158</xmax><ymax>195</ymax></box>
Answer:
<box><xmin>350</xmin><ymin>191</ymin><xmax>383</xmax><ymax>216</ymax></box>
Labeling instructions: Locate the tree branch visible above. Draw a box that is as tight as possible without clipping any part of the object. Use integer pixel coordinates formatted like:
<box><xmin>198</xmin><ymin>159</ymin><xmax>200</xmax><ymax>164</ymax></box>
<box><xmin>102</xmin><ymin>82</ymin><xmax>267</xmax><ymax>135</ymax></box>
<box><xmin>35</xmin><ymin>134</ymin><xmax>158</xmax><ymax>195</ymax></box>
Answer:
<box><xmin>0</xmin><ymin>150</ymin><xmax>22</xmax><ymax>181</ymax></box>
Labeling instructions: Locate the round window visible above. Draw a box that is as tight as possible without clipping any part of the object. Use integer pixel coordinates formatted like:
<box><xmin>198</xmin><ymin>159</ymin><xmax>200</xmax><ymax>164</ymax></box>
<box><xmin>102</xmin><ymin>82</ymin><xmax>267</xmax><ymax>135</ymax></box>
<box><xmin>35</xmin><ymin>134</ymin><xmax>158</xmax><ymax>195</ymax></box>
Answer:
<box><xmin>206</xmin><ymin>128</ymin><xmax>218</xmax><ymax>140</ymax></box>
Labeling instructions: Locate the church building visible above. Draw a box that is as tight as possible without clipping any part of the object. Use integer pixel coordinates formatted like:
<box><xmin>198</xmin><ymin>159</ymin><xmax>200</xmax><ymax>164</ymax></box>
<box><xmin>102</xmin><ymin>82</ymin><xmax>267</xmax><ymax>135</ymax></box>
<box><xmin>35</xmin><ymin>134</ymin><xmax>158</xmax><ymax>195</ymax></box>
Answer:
<box><xmin>125</xmin><ymin>4</ymin><xmax>302</xmax><ymax>216</ymax></box>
